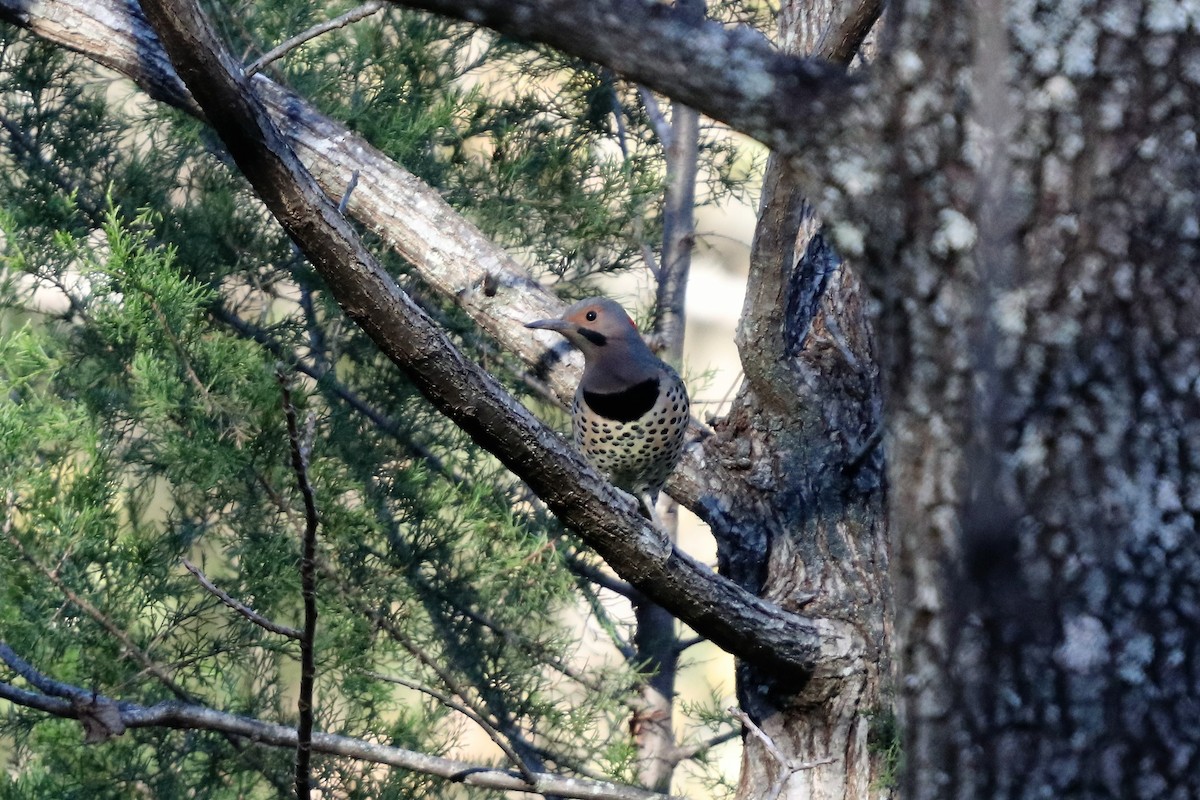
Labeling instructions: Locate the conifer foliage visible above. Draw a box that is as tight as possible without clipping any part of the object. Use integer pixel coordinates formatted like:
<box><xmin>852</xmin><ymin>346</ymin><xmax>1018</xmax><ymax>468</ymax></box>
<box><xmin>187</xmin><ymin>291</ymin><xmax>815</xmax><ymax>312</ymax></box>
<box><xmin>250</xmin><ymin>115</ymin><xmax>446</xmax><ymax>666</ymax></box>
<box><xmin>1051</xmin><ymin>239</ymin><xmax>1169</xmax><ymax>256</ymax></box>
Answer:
<box><xmin>0</xmin><ymin>7</ymin><xmax>751</xmax><ymax>797</ymax></box>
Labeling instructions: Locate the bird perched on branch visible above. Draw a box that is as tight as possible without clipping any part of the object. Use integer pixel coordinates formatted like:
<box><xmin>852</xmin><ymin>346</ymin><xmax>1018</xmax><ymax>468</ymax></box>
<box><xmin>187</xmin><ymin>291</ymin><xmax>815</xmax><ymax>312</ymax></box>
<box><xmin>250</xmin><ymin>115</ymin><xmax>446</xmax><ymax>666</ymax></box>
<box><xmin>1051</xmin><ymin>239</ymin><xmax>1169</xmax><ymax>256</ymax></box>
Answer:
<box><xmin>526</xmin><ymin>298</ymin><xmax>689</xmax><ymax>523</ymax></box>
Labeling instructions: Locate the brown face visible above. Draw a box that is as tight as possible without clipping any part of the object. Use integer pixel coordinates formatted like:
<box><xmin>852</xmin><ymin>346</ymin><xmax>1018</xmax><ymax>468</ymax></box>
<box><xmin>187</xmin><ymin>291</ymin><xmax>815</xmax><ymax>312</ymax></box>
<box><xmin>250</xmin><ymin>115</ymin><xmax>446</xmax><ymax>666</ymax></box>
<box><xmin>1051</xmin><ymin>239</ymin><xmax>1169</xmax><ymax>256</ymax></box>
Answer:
<box><xmin>525</xmin><ymin>297</ymin><xmax>639</xmax><ymax>350</ymax></box>
<box><xmin>559</xmin><ymin>299</ymin><xmax>638</xmax><ymax>346</ymax></box>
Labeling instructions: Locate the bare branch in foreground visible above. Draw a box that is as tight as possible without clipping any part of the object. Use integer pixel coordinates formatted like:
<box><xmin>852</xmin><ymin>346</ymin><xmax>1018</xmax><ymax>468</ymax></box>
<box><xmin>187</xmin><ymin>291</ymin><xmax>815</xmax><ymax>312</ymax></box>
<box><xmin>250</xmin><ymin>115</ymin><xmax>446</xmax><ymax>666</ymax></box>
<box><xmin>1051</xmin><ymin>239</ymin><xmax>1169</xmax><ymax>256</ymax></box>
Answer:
<box><xmin>0</xmin><ymin>645</ymin><xmax>675</xmax><ymax>800</ymax></box>
<box><xmin>728</xmin><ymin>707</ymin><xmax>836</xmax><ymax>800</ymax></box>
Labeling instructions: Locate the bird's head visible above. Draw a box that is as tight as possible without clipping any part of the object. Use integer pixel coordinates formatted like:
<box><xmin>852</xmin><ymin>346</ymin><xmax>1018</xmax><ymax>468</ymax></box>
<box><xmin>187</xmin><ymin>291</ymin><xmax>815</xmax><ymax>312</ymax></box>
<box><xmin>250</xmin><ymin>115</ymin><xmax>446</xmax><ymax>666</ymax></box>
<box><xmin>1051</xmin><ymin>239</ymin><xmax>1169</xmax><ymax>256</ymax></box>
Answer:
<box><xmin>525</xmin><ymin>297</ymin><xmax>644</xmax><ymax>356</ymax></box>
<box><xmin>526</xmin><ymin>297</ymin><xmax>659</xmax><ymax>391</ymax></box>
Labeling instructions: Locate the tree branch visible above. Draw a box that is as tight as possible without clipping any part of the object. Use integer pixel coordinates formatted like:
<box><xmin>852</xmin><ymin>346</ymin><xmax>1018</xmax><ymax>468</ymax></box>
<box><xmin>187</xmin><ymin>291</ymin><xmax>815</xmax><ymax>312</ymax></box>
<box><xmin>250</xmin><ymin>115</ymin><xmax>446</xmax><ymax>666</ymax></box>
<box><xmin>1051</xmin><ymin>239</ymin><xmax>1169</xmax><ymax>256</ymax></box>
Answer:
<box><xmin>0</xmin><ymin>0</ymin><xmax>732</xmax><ymax>518</ymax></box>
<box><xmin>279</xmin><ymin>374</ymin><xmax>320</xmax><ymax>800</ymax></box>
<box><xmin>0</xmin><ymin>645</ymin><xmax>674</xmax><ymax>800</ymax></box>
<box><xmin>181</xmin><ymin>558</ymin><xmax>303</xmax><ymax>639</ymax></box>
<box><xmin>735</xmin><ymin>154</ymin><xmax>810</xmax><ymax>411</ymax></box>
<box><xmin>135</xmin><ymin>0</ymin><xmax>839</xmax><ymax>679</ymax></box>
<box><xmin>245</xmin><ymin>1</ymin><xmax>386</xmax><ymax>77</ymax></box>
<box><xmin>564</xmin><ymin>551</ymin><xmax>638</xmax><ymax>599</ymax></box>
<box><xmin>667</xmin><ymin>727</ymin><xmax>739</xmax><ymax>763</ymax></box>
<box><xmin>381</xmin><ymin>0</ymin><xmax>854</xmax><ymax>157</ymax></box>
<box><xmin>637</xmin><ymin>0</ymin><xmax>703</xmax><ymax>780</ymax></box>
<box><xmin>815</xmin><ymin>0</ymin><xmax>882</xmax><ymax>64</ymax></box>
<box><xmin>652</xmin><ymin>99</ymin><xmax>698</xmax><ymax>361</ymax></box>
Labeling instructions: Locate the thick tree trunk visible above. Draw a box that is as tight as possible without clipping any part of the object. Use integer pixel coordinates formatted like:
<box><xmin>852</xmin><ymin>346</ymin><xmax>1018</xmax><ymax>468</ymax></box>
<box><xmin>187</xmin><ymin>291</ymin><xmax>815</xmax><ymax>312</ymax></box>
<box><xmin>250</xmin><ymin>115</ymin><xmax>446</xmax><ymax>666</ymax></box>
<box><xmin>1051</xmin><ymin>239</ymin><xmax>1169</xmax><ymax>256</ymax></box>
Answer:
<box><xmin>876</xmin><ymin>1</ymin><xmax>1200</xmax><ymax>796</ymax></box>
<box><xmin>16</xmin><ymin>0</ymin><xmax>1195</xmax><ymax>796</ymax></box>
<box><xmin>711</xmin><ymin>5</ymin><xmax>893</xmax><ymax>798</ymax></box>
<box><xmin>720</xmin><ymin>177</ymin><xmax>890</xmax><ymax>799</ymax></box>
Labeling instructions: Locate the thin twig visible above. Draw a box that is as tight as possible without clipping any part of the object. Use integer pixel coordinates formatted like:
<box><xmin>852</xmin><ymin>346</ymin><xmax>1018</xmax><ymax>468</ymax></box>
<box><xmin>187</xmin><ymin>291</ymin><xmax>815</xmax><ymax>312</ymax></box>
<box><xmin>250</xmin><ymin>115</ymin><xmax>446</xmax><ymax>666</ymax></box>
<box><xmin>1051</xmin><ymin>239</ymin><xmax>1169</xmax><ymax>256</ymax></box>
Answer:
<box><xmin>667</xmin><ymin>727</ymin><xmax>740</xmax><ymax>763</ymax></box>
<box><xmin>728</xmin><ymin>707</ymin><xmax>835</xmax><ymax>800</ymax></box>
<box><xmin>336</xmin><ymin>170</ymin><xmax>359</xmax><ymax>214</ymax></box>
<box><xmin>365</xmin><ymin>670</ymin><xmax>538</xmax><ymax>785</ymax></box>
<box><xmin>636</xmin><ymin>86</ymin><xmax>672</xmax><ymax>148</ymax></box>
<box><xmin>728</xmin><ymin>707</ymin><xmax>788</xmax><ymax>765</ymax></box>
<box><xmin>181</xmin><ymin>558</ymin><xmax>302</xmax><ymax>639</ymax></box>
<box><xmin>563</xmin><ymin>552</ymin><xmax>638</xmax><ymax>599</ymax></box>
<box><xmin>246</xmin><ymin>1</ymin><xmax>386</xmax><ymax>77</ymax></box>
<box><xmin>280</xmin><ymin>372</ymin><xmax>320</xmax><ymax>800</ymax></box>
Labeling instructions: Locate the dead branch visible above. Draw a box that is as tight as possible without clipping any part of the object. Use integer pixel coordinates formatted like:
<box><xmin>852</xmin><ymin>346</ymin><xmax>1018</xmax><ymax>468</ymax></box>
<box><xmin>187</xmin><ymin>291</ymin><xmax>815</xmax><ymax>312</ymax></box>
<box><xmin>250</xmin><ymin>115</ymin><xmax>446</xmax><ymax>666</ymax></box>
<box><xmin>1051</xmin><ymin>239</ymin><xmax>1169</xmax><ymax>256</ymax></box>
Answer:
<box><xmin>279</xmin><ymin>373</ymin><xmax>320</xmax><ymax>800</ymax></box>
<box><xmin>246</xmin><ymin>1</ymin><xmax>386</xmax><ymax>76</ymax></box>
<box><xmin>181</xmin><ymin>558</ymin><xmax>303</xmax><ymax>639</ymax></box>
<box><xmin>0</xmin><ymin>644</ymin><xmax>675</xmax><ymax>800</ymax></box>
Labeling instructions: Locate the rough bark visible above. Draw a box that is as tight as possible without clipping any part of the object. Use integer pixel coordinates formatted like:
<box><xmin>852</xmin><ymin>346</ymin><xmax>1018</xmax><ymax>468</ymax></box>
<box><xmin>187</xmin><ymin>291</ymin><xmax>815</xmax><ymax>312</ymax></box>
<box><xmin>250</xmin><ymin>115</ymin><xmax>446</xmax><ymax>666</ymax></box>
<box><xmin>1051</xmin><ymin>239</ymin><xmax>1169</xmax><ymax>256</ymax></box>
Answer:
<box><xmin>10</xmin><ymin>0</ymin><xmax>1196</xmax><ymax>797</ymax></box>
<box><xmin>868</xmin><ymin>1</ymin><xmax>1200</xmax><ymax>796</ymax></box>
<box><xmin>126</xmin><ymin>0</ymin><xmax>839</xmax><ymax>682</ymax></box>
<box><xmin>724</xmin><ymin>230</ymin><xmax>890</xmax><ymax>800</ymax></box>
<box><xmin>719</xmin><ymin>5</ymin><xmax>892</xmax><ymax>797</ymax></box>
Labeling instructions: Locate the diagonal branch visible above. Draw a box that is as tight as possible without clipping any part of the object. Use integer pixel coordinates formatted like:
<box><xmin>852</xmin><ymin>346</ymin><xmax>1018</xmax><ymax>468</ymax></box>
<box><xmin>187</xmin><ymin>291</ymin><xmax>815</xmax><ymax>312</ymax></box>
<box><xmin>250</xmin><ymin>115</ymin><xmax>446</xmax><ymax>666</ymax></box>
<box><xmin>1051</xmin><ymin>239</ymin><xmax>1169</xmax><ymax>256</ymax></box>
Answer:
<box><xmin>182</xmin><ymin>558</ymin><xmax>303</xmax><ymax>639</ymax></box>
<box><xmin>135</xmin><ymin>0</ymin><xmax>839</xmax><ymax>679</ymax></box>
<box><xmin>245</xmin><ymin>0</ymin><xmax>386</xmax><ymax>77</ymax></box>
<box><xmin>0</xmin><ymin>644</ymin><xmax>674</xmax><ymax>800</ymax></box>
<box><xmin>815</xmin><ymin>0</ymin><xmax>883</xmax><ymax>64</ymax></box>
<box><xmin>0</xmin><ymin>0</ymin><xmax>730</xmax><ymax>516</ymax></box>
<box><xmin>735</xmin><ymin>154</ymin><xmax>813</xmax><ymax>412</ymax></box>
<box><xmin>381</xmin><ymin>0</ymin><xmax>855</xmax><ymax>157</ymax></box>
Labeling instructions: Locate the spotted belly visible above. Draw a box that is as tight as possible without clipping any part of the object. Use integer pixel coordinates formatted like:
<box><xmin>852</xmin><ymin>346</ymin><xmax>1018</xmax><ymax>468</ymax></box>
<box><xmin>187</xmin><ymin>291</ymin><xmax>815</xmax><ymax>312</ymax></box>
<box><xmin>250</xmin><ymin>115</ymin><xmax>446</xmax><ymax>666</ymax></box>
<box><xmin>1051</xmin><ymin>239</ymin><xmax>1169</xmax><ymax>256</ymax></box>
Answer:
<box><xmin>572</xmin><ymin>371</ymin><xmax>689</xmax><ymax>497</ymax></box>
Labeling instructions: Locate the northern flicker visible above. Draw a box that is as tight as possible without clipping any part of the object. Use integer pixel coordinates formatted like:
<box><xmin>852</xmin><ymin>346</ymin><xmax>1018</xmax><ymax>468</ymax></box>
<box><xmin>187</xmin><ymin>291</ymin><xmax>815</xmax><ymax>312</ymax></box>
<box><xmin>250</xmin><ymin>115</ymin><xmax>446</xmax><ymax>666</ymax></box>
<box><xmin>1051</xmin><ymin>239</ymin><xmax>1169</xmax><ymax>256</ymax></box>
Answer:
<box><xmin>526</xmin><ymin>298</ymin><xmax>689</xmax><ymax>517</ymax></box>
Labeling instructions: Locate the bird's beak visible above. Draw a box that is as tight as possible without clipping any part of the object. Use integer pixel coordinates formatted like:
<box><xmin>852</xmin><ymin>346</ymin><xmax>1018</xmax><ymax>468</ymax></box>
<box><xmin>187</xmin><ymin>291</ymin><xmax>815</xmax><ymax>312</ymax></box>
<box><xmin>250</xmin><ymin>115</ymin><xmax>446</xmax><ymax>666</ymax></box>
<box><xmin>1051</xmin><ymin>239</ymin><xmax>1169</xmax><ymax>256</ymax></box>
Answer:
<box><xmin>525</xmin><ymin>318</ymin><xmax>572</xmax><ymax>332</ymax></box>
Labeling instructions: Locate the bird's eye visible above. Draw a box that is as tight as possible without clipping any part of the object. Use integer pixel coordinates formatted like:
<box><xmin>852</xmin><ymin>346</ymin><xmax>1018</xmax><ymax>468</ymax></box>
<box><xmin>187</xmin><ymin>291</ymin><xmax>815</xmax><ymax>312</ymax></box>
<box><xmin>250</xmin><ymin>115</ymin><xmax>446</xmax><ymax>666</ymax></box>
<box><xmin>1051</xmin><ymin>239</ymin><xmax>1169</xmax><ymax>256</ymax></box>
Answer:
<box><xmin>585</xmin><ymin>310</ymin><xmax>597</xmax><ymax>322</ymax></box>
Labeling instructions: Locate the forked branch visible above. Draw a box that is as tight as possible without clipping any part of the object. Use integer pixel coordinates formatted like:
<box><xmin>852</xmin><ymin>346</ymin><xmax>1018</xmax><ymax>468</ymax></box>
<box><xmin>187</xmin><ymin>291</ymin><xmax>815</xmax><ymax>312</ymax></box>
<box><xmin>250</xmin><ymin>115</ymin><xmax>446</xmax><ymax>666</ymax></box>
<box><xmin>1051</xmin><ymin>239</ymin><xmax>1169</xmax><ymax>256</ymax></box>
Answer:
<box><xmin>136</xmin><ymin>0</ymin><xmax>836</xmax><ymax>678</ymax></box>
